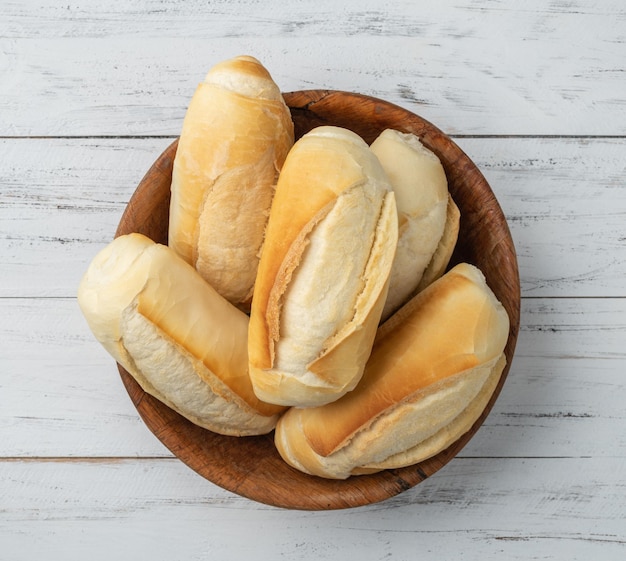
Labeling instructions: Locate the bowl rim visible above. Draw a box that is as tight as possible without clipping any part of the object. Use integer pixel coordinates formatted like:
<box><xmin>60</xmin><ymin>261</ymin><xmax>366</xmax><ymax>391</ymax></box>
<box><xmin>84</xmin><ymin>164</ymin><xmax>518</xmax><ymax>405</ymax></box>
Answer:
<box><xmin>114</xmin><ymin>89</ymin><xmax>521</xmax><ymax>510</ymax></box>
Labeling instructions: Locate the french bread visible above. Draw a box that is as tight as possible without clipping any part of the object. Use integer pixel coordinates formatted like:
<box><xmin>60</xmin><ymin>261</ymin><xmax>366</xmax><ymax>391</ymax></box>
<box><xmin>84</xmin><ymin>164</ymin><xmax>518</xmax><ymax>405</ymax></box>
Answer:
<box><xmin>369</xmin><ymin>129</ymin><xmax>460</xmax><ymax>321</ymax></box>
<box><xmin>248</xmin><ymin>126</ymin><xmax>398</xmax><ymax>408</ymax></box>
<box><xmin>77</xmin><ymin>233</ymin><xmax>286</xmax><ymax>436</ymax></box>
<box><xmin>168</xmin><ymin>55</ymin><xmax>294</xmax><ymax>311</ymax></box>
<box><xmin>274</xmin><ymin>263</ymin><xmax>509</xmax><ymax>479</ymax></box>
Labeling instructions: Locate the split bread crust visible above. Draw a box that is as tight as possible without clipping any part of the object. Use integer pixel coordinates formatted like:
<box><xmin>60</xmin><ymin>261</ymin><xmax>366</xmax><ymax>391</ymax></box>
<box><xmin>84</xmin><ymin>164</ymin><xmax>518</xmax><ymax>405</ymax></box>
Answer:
<box><xmin>370</xmin><ymin>129</ymin><xmax>460</xmax><ymax>321</ymax></box>
<box><xmin>168</xmin><ymin>55</ymin><xmax>294</xmax><ymax>311</ymax></box>
<box><xmin>248</xmin><ymin>126</ymin><xmax>399</xmax><ymax>408</ymax></box>
<box><xmin>77</xmin><ymin>233</ymin><xmax>286</xmax><ymax>436</ymax></box>
<box><xmin>274</xmin><ymin>263</ymin><xmax>510</xmax><ymax>479</ymax></box>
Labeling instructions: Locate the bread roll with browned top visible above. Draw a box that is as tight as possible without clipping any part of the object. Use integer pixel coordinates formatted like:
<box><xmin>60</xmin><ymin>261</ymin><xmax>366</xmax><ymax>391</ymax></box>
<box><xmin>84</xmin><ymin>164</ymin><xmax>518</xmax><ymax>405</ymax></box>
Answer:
<box><xmin>274</xmin><ymin>263</ymin><xmax>509</xmax><ymax>479</ymax></box>
<box><xmin>248</xmin><ymin>126</ymin><xmax>398</xmax><ymax>408</ymax></box>
<box><xmin>77</xmin><ymin>233</ymin><xmax>286</xmax><ymax>436</ymax></box>
<box><xmin>370</xmin><ymin>129</ymin><xmax>460</xmax><ymax>321</ymax></box>
<box><xmin>168</xmin><ymin>55</ymin><xmax>294</xmax><ymax>310</ymax></box>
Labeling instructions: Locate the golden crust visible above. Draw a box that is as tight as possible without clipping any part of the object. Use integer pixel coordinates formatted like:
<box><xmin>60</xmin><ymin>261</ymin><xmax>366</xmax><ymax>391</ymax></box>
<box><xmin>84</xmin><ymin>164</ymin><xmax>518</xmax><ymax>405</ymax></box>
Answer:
<box><xmin>274</xmin><ymin>263</ymin><xmax>510</xmax><ymax>477</ymax></box>
<box><xmin>248</xmin><ymin>126</ymin><xmax>398</xmax><ymax>407</ymax></box>
<box><xmin>78</xmin><ymin>234</ymin><xmax>286</xmax><ymax>436</ymax></box>
<box><xmin>249</xmin><ymin>128</ymin><xmax>376</xmax><ymax>370</ymax></box>
<box><xmin>370</xmin><ymin>129</ymin><xmax>455</xmax><ymax>321</ymax></box>
<box><xmin>353</xmin><ymin>354</ymin><xmax>506</xmax><ymax>473</ymax></box>
<box><xmin>168</xmin><ymin>55</ymin><xmax>294</xmax><ymax>310</ymax></box>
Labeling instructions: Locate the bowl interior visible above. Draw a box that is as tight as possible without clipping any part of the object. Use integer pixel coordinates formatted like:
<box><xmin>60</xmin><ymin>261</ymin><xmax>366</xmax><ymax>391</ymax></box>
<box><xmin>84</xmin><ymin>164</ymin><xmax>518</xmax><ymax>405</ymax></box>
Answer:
<box><xmin>115</xmin><ymin>90</ymin><xmax>520</xmax><ymax>510</ymax></box>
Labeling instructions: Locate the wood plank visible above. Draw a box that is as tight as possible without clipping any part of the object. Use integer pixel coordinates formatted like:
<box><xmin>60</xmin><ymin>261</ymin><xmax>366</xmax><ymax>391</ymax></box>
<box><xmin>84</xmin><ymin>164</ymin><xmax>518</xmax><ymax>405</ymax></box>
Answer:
<box><xmin>1</xmin><ymin>296</ymin><xmax>624</xmax><ymax>459</ymax></box>
<box><xmin>0</xmin><ymin>137</ymin><xmax>172</xmax><ymax>297</ymax></box>
<box><xmin>1</xmin><ymin>0</ymin><xmax>624</xmax><ymax>135</ymax></box>
<box><xmin>458</xmin><ymin>137</ymin><xmax>626</xmax><ymax>298</ymax></box>
<box><xmin>466</xmin><ymin>297</ymin><xmax>626</xmax><ymax>458</ymax></box>
<box><xmin>1</xmin><ymin>456</ymin><xmax>624</xmax><ymax>559</ymax></box>
<box><xmin>6</xmin><ymin>0</ymin><xmax>624</xmax><ymax>39</ymax></box>
<box><xmin>0</xmin><ymin>296</ymin><xmax>171</xmax><ymax>458</ymax></box>
<box><xmin>2</xmin><ymin>137</ymin><xmax>624</xmax><ymax>298</ymax></box>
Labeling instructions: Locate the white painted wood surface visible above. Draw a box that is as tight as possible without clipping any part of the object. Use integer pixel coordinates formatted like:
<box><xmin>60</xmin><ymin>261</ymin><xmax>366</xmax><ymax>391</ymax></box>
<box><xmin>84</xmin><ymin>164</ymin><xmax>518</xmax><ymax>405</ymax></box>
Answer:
<box><xmin>1</xmin><ymin>1</ymin><xmax>625</xmax><ymax>559</ymax></box>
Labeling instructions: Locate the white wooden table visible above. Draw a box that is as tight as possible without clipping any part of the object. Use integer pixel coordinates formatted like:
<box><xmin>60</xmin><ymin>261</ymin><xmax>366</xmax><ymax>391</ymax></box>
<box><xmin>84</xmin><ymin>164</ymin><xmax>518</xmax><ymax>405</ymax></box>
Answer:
<box><xmin>2</xmin><ymin>1</ymin><xmax>625</xmax><ymax>559</ymax></box>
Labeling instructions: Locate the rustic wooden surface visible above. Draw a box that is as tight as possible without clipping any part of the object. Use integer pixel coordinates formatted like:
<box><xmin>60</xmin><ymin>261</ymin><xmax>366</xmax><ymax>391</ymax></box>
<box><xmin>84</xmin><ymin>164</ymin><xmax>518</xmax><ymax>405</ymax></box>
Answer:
<box><xmin>1</xmin><ymin>0</ymin><xmax>625</xmax><ymax>558</ymax></box>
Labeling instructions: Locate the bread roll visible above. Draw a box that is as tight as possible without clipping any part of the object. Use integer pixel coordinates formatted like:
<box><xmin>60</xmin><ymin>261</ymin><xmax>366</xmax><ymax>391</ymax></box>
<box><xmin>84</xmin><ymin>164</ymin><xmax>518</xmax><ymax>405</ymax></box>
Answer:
<box><xmin>168</xmin><ymin>55</ymin><xmax>294</xmax><ymax>311</ymax></box>
<box><xmin>274</xmin><ymin>263</ymin><xmax>509</xmax><ymax>479</ymax></box>
<box><xmin>248</xmin><ymin>126</ymin><xmax>398</xmax><ymax>408</ymax></box>
<box><xmin>369</xmin><ymin>129</ymin><xmax>460</xmax><ymax>321</ymax></box>
<box><xmin>414</xmin><ymin>193</ymin><xmax>460</xmax><ymax>293</ymax></box>
<box><xmin>77</xmin><ymin>233</ymin><xmax>286</xmax><ymax>436</ymax></box>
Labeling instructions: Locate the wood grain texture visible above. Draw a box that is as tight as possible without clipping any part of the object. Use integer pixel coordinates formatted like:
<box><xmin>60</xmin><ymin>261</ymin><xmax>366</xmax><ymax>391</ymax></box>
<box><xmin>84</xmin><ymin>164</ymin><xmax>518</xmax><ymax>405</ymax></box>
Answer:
<box><xmin>1</xmin><ymin>1</ymin><xmax>624</xmax><ymax>136</ymax></box>
<box><xmin>1</xmin><ymin>0</ymin><xmax>625</xmax><ymax>555</ymax></box>
<box><xmin>6</xmin><ymin>0</ymin><xmax>624</xmax><ymax>38</ymax></box>
<box><xmin>2</xmin><ymin>297</ymin><xmax>623</xmax><ymax>459</ymax></box>
<box><xmin>3</xmin><ymin>137</ymin><xmax>623</xmax><ymax>298</ymax></box>
<box><xmin>1</xmin><ymin>457</ymin><xmax>625</xmax><ymax>560</ymax></box>
<box><xmin>0</xmin><ymin>137</ymin><xmax>172</xmax><ymax>297</ymax></box>
<box><xmin>457</xmin><ymin>137</ymin><xmax>626</xmax><ymax>297</ymax></box>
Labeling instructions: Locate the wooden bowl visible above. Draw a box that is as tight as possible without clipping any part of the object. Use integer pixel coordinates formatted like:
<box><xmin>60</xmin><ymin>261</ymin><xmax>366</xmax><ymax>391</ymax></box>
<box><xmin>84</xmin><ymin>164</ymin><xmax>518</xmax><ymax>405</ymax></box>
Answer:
<box><xmin>115</xmin><ymin>90</ymin><xmax>520</xmax><ymax>510</ymax></box>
